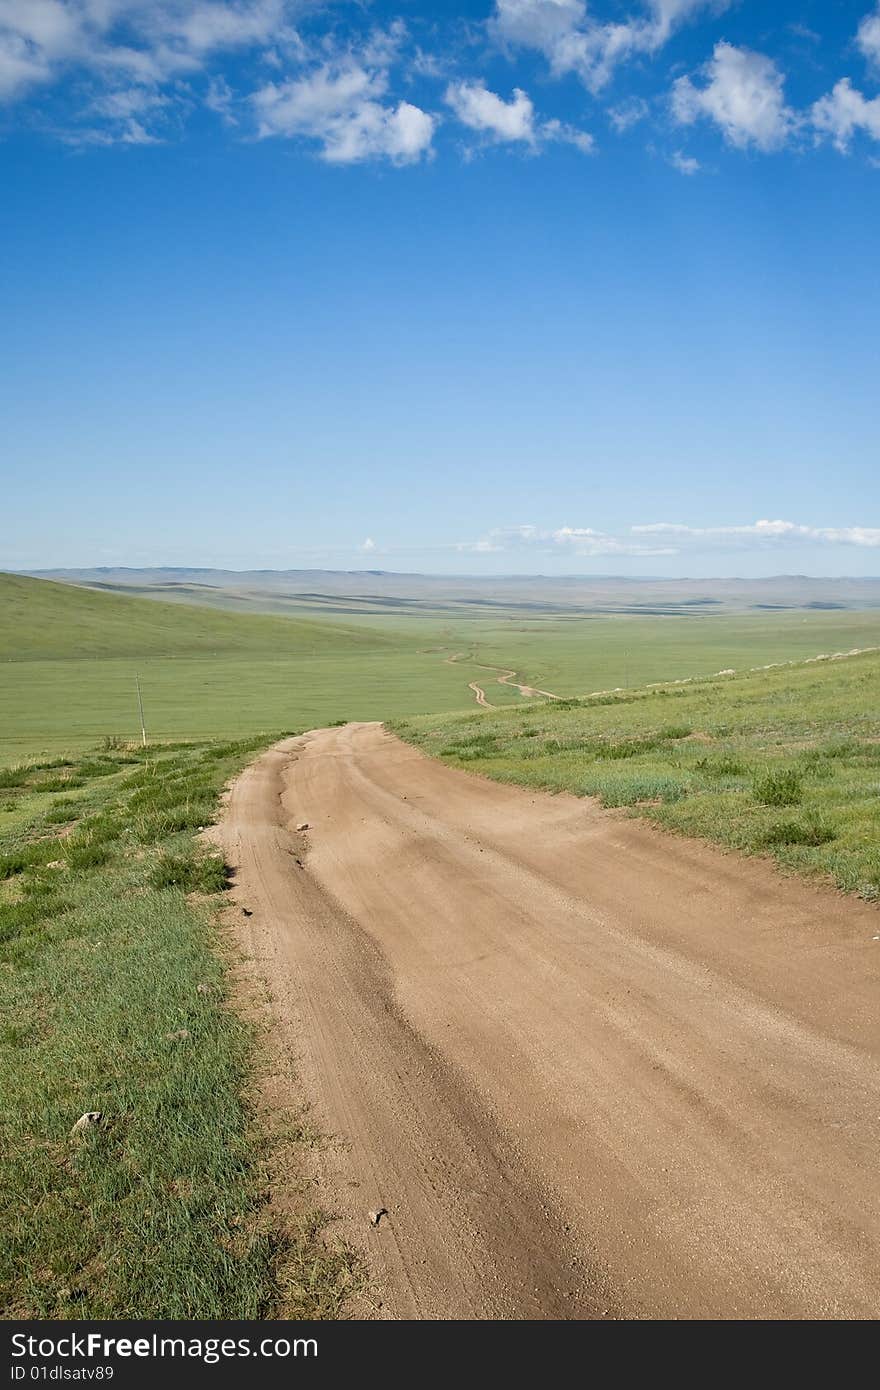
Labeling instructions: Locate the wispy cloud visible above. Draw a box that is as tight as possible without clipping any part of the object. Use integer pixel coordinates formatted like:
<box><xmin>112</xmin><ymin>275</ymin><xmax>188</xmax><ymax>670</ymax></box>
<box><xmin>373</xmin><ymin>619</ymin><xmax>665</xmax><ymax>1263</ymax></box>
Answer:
<box><xmin>457</xmin><ymin>519</ymin><xmax>880</xmax><ymax>558</ymax></box>
<box><xmin>858</xmin><ymin>4</ymin><xmax>880</xmax><ymax>70</ymax></box>
<box><xmin>608</xmin><ymin>96</ymin><xmax>649</xmax><ymax>132</ymax></box>
<box><xmin>0</xmin><ymin>0</ymin><xmax>302</xmax><ymax>140</ymax></box>
<box><xmin>458</xmin><ymin>524</ymin><xmax>678</xmax><ymax>557</ymax></box>
<box><xmin>632</xmin><ymin>520</ymin><xmax>880</xmax><ymax>547</ymax></box>
<box><xmin>669</xmin><ymin>148</ymin><xmax>700</xmax><ymax>173</ymax></box>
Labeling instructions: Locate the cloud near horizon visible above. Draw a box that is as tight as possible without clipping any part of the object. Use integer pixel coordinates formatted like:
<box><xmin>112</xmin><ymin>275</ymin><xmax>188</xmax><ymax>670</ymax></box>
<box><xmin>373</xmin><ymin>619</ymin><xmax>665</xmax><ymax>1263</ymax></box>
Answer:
<box><xmin>458</xmin><ymin>520</ymin><xmax>880</xmax><ymax>558</ymax></box>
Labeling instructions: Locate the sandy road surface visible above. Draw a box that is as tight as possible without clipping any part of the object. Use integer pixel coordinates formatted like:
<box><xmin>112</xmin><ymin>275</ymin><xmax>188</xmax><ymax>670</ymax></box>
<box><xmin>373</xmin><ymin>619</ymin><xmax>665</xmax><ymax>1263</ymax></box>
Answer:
<box><xmin>216</xmin><ymin>724</ymin><xmax>880</xmax><ymax>1320</ymax></box>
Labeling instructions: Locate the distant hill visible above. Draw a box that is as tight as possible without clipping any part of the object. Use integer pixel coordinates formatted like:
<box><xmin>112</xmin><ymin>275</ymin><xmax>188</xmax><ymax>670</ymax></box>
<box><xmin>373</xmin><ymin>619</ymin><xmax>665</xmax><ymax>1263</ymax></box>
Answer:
<box><xmin>0</xmin><ymin>572</ymin><xmax>396</xmax><ymax>662</ymax></box>
<box><xmin>20</xmin><ymin>567</ymin><xmax>880</xmax><ymax>619</ymax></box>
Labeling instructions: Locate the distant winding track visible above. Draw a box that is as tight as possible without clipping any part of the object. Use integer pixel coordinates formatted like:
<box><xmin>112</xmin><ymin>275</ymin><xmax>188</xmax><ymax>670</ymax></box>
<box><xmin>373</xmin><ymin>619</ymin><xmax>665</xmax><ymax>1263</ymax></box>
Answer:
<box><xmin>217</xmin><ymin>723</ymin><xmax>880</xmax><ymax>1320</ymax></box>
<box><xmin>446</xmin><ymin>649</ymin><xmax>562</xmax><ymax>706</ymax></box>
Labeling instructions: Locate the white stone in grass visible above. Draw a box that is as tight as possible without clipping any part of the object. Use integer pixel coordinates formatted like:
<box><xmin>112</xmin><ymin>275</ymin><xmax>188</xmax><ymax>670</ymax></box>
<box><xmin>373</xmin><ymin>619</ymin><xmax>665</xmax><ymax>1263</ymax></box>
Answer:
<box><xmin>70</xmin><ymin>1111</ymin><xmax>102</xmax><ymax>1138</ymax></box>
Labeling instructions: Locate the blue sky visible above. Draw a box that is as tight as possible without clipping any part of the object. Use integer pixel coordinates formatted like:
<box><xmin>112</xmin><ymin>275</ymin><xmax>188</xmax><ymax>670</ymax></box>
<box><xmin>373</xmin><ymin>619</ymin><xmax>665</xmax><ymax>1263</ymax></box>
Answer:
<box><xmin>2</xmin><ymin>0</ymin><xmax>878</xmax><ymax>577</ymax></box>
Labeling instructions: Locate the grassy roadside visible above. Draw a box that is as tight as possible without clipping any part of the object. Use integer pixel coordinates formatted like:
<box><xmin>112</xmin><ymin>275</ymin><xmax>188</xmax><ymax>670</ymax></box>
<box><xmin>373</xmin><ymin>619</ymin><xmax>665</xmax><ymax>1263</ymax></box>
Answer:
<box><xmin>0</xmin><ymin>736</ymin><xmax>359</xmax><ymax>1320</ymax></box>
<box><xmin>393</xmin><ymin>650</ymin><xmax>880</xmax><ymax>902</ymax></box>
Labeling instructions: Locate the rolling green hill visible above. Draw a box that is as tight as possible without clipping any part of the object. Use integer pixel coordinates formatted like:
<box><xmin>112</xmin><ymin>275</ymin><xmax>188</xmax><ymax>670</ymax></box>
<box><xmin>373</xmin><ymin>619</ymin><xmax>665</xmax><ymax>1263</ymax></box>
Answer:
<box><xmin>0</xmin><ymin>572</ymin><xmax>392</xmax><ymax>661</ymax></box>
<box><xmin>0</xmin><ymin>573</ymin><xmax>492</xmax><ymax>757</ymax></box>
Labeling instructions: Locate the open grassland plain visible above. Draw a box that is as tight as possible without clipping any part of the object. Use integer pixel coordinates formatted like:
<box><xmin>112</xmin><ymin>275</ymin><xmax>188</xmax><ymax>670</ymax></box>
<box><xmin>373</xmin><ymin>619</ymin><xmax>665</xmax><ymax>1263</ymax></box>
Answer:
<box><xmin>3</xmin><ymin>573</ymin><xmax>879</xmax><ymax>760</ymax></box>
<box><xmin>0</xmin><ymin>734</ymin><xmax>361</xmax><ymax>1319</ymax></box>
<box><xmin>422</xmin><ymin>610</ymin><xmax>880</xmax><ymax>703</ymax></box>
<box><xmin>395</xmin><ymin>649</ymin><xmax>880</xmax><ymax>902</ymax></box>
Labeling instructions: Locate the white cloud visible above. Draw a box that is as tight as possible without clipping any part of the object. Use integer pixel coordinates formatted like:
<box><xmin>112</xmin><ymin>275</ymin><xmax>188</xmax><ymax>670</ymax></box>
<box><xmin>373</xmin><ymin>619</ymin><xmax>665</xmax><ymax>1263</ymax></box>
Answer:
<box><xmin>459</xmin><ymin>518</ymin><xmax>880</xmax><ymax>558</ymax></box>
<box><xmin>0</xmin><ymin>1</ymin><xmax>297</xmax><ymax>96</ymax></box>
<box><xmin>553</xmin><ymin>526</ymin><xmax>676</xmax><ymax>555</ymax></box>
<box><xmin>150</xmin><ymin>0</ymin><xmax>289</xmax><ymax>58</ymax></box>
<box><xmin>672</xmin><ymin>42</ymin><xmax>795</xmax><ymax>151</ymax></box>
<box><xmin>205</xmin><ymin>72</ymin><xmax>236</xmax><ymax>123</ymax></box>
<box><xmin>459</xmin><ymin>524</ymin><xmax>677</xmax><ymax>557</ymax></box>
<box><xmin>253</xmin><ymin>64</ymin><xmax>435</xmax><ymax>163</ymax></box>
<box><xmin>444</xmin><ymin>78</ymin><xmax>593</xmax><ymax>152</ymax></box>
<box><xmin>90</xmin><ymin>84</ymin><xmax>168</xmax><ymax>120</ymax></box>
<box><xmin>632</xmin><ymin>520</ymin><xmax>880</xmax><ymax>546</ymax></box>
<box><xmin>812</xmin><ymin>78</ymin><xmax>880</xmax><ymax>151</ymax></box>
<box><xmin>541</xmin><ymin>117</ymin><xmax>594</xmax><ymax>151</ymax></box>
<box><xmin>0</xmin><ymin>0</ymin><xmax>305</xmax><ymax>141</ymax></box>
<box><xmin>361</xmin><ymin>537</ymin><xmax>376</xmax><ymax>552</ymax></box>
<box><xmin>857</xmin><ymin>5</ymin><xmax>880</xmax><ymax>69</ymax></box>
<box><xmin>669</xmin><ymin>148</ymin><xmax>700</xmax><ymax>173</ymax></box>
<box><xmin>1</xmin><ymin>0</ymin><xmax>874</xmax><ymax>167</ymax></box>
<box><xmin>491</xmin><ymin>0</ymin><xmax>728</xmax><ymax>94</ymax></box>
<box><xmin>0</xmin><ymin>32</ymin><xmax>52</xmax><ymax>99</ymax></box>
<box><xmin>0</xmin><ymin>6</ymin><xmax>428</xmax><ymax>158</ymax></box>
<box><xmin>608</xmin><ymin>96</ymin><xmax>648</xmax><ymax>131</ymax></box>
<box><xmin>446</xmin><ymin>80</ymin><xmax>536</xmax><ymax>142</ymax></box>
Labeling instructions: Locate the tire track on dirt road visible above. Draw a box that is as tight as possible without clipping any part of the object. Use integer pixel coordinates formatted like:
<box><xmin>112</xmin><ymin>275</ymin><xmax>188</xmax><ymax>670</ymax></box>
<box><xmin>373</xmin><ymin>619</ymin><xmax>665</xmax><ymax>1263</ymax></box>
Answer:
<box><xmin>217</xmin><ymin>724</ymin><xmax>880</xmax><ymax>1320</ymax></box>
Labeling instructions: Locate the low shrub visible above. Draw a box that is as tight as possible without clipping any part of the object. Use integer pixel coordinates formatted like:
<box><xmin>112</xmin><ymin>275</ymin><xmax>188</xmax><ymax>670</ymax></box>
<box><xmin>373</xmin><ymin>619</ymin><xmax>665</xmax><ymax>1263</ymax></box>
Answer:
<box><xmin>149</xmin><ymin>851</ymin><xmax>229</xmax><ymax>894</ymax></box>
<box><xmin>0</xmin><ymin>838</ymin><xmax>64</xmax><ymax>879</ymax></box>
<box><xmin>36</xmin><ymin>775</ymin><xmax>86</xmax><ymax>792</ymax></box>
<box><xmin>63</xmin><ymin>840</ymin><xmax>112</xmax><ymax>872</ymax></box>
<box><xmin>762</xmin><ymin>818</ymin><xmax>836</xmax><ymax>847</ymax></box>
<box><xmin>695</xmin><ymin>755</ymin><xmax>747</xmax><ymax>778</ymax></box>
<box><xmin>0</xmin><ymin>767</ymin><xmax>29</xmax><ymax>790</ymax></box>
<box><xmin>0</xmin><ymin>894</ymin><xmax>68</xmax><ymax>944</ymax></box>
<box><xmin>76</xmin><ymin>760</ymin><xmax>120</xmax><ymax>780</ymax></box>
<box><xmin>753</xmin><ymin>768</ymin><xmax>803</xmax><ymax>807</ymax></box>
<box><xmin>587</xmin><ymin>773</ymin><xmax>690</xmax><ymax>807</ymax></box>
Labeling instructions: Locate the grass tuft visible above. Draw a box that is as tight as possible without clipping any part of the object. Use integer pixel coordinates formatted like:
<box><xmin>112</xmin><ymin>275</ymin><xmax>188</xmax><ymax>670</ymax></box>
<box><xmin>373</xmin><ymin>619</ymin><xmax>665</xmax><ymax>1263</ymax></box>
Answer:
<box><xmin>753</xmin><ymin>768</ymin><xmax>803</xmax><ymax>807</ymax></box>
<box><xmin>149</xmin><ymin>850</ymin><xmax>229</xmax><ymax>894</ymax></box>
<box><xmin>761</xmin><ymin>818</ymin><xmax>836</xmax><ymax>847</ymax></box>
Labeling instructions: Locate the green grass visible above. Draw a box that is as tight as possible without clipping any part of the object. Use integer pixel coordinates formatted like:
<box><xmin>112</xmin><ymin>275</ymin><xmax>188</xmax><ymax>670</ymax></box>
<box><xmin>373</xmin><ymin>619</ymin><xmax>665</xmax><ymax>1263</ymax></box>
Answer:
<box><xmin>0</xmin><ymin>737</ymin><xmax>360</xmax><ymax>1319</ymax></box>
<box><xmin>395</xmin><ymin>649</ymin><xmax>880</xmax><ymax>901</ymax></box>
<box><xmin>2</xmin><ymin>572</ymin><xmax>879</xmax><ymax>1317</ymax></box>
<box><xmin>3</xmin><ymin>573</ymin><xmax>879</xmax><ymax>761</ymax></box>
<box><xmin>0</xmin><ymin>572</ymin><xmax>392</xmax><ymax>661</ymax></box>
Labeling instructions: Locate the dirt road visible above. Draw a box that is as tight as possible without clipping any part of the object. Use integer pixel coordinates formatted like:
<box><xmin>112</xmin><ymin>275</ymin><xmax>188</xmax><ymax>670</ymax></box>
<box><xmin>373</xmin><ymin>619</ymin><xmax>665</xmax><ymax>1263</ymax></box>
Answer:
<box><xmin>217</xmin><ymin>724</ymin><xmax>880</xmax><ymax>1320</ymax></box>
<box><xmin>444</xmin><ymin>648</ymin><xmax>561</xmax><ymax>705</ymax></box>
<box><xmin>468</xmin><ymin>679</ymin><xmax>492</xmax><ymax>707</ymax></box>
